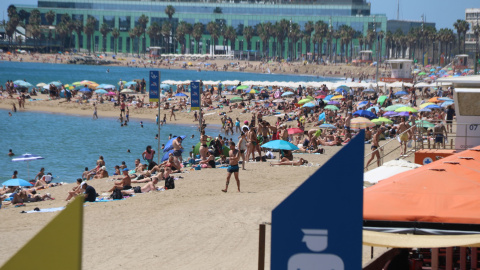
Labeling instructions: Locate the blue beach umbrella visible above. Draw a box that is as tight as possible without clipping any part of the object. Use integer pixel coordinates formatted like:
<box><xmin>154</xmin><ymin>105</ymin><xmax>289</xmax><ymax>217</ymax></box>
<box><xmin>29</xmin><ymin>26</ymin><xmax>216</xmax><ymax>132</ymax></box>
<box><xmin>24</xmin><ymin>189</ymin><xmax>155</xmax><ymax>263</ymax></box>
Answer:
<box><xmin>425</xmin><ymin>104</ymin><xmax>442</xmax><ymax>110</ymax></box>
<box><xmin>353</xmin><ymin>110</ymin><xmax>377</xmax><ymax>119</ymax></box>
<box><xmin>175</xmin><ymin>93</ymin><xmax>187</xmax><ymax>97</ymax></box>
<box><xmin>319</xmin><ymin>123</ymin><xmax>336</xmax><ymax>129</ymax></box>
<box><xmin>281</xmin><ymin>91</ymin><xmax>294</xmax><ymax>97</ymax></box>
<box><xmin>261</xmin><ymin>140</ymin><xmax>299</xmax><ymax>151</ymax></box>
<box><xmin>95</xmin><ymin>89</ymin><xmax>108</xmax><ymax>95</ymax></box>
<box><xmin>335</xmin><ymin>87</ymin><xmax>347</xmax><ymax>93</ymax></box>
<box><xmin>439</xmin><ymin>97</ymin><xmax>454</xmax><ymax>102</ymax></box>
<box><xmin>164</xmin><ymin>136</ymin><xmax>187</xmax><ymax>152</ymax></box>
<box><xmin>362</xmin><ymin>88</ymin><xmax>375</xmax><ymax>93</ymax></box>
<box><xmin>160</xmin><ymin>83</ymin><xmax>171</xmax><ymax>89</ymax></box>
<box><xmin>441</xmin><ymin>101</ymin><xmax>454</xmax><ymax>108</ymax></box>
<box><xmin>79</xmin><ymin>87</ymin><xmax>91</xmax><ymax>93</ymax></box>
<box><xmin>161</xmin><ymin>150</ymin><xmax>174</xmax><ymax>162</ymax></box>
<box><xmin>395</xmin><ymin>91</ymin><xmax>408</xmax><ymax>96</ymax></box>
<box><xmin>1</xmin><ymin>178</ymin><xmax>33</xmax><ymax>187</ymax></box>
<box><xmin>302</xmin><ymin>102</ymin><xmax>315</xmax><ymax>108</ymax></box>
<box><xmin>324</xmin><ymin>95</ymin><xmax>334</xmax><ymax>101</ymax></box>
<box><xmin>419</xmin><ymin>108</ymin><xmax>432</xmax><ymax>112</ymax></box>
<box><xmin>367</xmin><ymin>106</ymin><xmax>380</xmax><ymax>112</ymax></box>
<box><xmin>357</xmin><ymin>101</ymin><xmax>369</xmax><ymax>108</ymax></box>
<box><xmin>125</xmin><ymin>81</ymin><xmax>137</xmax><ymax>86</ymax></box>
<box><xmin>48</xmin><ymin>81</ymin><xmax>62</xmax><ymax>87</ymax></box>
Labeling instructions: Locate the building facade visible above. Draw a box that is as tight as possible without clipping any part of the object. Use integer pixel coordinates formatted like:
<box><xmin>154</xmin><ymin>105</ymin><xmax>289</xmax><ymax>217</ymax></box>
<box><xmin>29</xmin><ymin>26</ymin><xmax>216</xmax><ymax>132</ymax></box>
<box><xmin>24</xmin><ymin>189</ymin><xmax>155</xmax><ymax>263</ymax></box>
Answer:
<box><xmin>387</xmin><ymin>20</ymin><xmax>436</xmax><ymax>35</ymax></box>
<box><xmin>465</xmin><ymin>8</ymin><xmax>479</xmax><ymax>53</ymax></box>
<box><xmin>16</xmin><ymin>0</ymin><xmax>387</xmax><ymax>59</ymax></box>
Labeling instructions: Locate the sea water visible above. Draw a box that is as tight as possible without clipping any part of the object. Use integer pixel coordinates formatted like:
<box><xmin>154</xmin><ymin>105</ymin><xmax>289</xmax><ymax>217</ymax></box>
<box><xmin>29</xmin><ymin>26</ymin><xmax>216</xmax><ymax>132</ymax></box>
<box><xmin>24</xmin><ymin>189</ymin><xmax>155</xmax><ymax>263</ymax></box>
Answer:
<box><xmin>0</xmin><ymin>110</ymin><xmax>220</xmax><ymax>183</ymax></box>
<box><xmin>0</xmin><ymin>61</ymin><xmax>340</xmax><ymax>88</ymax></box>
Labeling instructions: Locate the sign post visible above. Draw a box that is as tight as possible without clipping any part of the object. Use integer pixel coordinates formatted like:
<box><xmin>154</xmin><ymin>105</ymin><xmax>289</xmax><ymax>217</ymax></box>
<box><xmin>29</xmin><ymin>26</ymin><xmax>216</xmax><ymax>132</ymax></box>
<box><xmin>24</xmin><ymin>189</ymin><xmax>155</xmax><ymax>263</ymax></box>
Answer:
<box><xmin>271</xmin><ymin>131</ymin><xmax>365</xmax><ymax>269</ymax></box>
<box><xmin>190</xmin><ymin>81</ymin><xmax>201</xmax><ymax>132</ymax></box>
<box><xmin>149</xmin><ymin>70</ymin><xmax>161</xmax><ymax>164</ymax></box>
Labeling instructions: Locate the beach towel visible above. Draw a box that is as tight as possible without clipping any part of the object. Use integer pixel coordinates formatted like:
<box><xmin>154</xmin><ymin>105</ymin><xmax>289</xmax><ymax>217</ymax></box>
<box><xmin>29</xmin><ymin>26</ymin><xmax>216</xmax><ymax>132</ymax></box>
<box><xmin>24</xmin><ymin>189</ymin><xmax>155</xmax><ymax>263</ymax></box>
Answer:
<box><xmin>24</xmin><ymin>207</ymin><xmax>65</xmax><ymax>213</ymax></box>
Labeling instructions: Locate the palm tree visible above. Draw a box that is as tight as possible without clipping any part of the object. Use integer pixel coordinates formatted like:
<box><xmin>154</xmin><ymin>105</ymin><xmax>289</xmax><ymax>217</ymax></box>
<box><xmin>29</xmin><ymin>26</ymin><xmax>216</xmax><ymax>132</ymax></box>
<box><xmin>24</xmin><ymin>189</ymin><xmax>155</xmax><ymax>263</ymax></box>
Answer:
<box><xmin>385</xmin><ymin>31</ymin><xmax>392</xmax><ymax>59</ymax></box>
<box><xmin>255</xmin><ymin>23</ymin><xmax>269</xmax><ymax>59</ymax></box>
<box><xmin>134</xmin><ymin>25</ymin><xmax>143</xmax><ymax>56</ymax></box>
<box><xmin>138</xmin><ymin>14</ymin><xmax>149</xmax><ymax>55</ymax></box>
<box><xmin>111</xmin><ymin>28</ymin><xmax>120</xmax><ymax>54</ymax></box>
<box><xmin>7</xmin><ymin>5</ymin><xmax>17</xmax><ymax>18</ymax></box>
<box><xmin>31</xmin><ymin>25</ymin><xmax>42</xmax><ymax>52</ymax></box>
<box><xmin>147</xmin><ymin>22</ymin><xmax>161</xmax><ymax>48</ymax></box>
<box><xmin>128</xmin><ymin>29</ymin><xmax>136</xmax><ymax>54</ymax></box>
<box><xmin>206</xmin><ymin>21</ymin><xmax>219</xmax><ymax>55</ymax></box>
<box><xmin>56</xmin><ymin>22</ymin><xmax>69</xmax><ymax>50</ymax></box>
<box><xmin>165</xmin><ymin>5</ymin><xmax>176</xmax><ymax>53</ymax></box>
<box><xmin>73</xmin><ymin>20</ymin><xmax>83</xmax><ymax>51</ymax></box>
<box><xmin>287</xmin><ymin>23</ymin><xmax>300</xmax><ymax>60</ymax></box>
<box><xmin>29</xmin><ymin>9</ymin><xmax>41</xmax><ymax>25</ymax></box>
<box><xmin>192</xmin><ymin>22</ymin><xmax>204</xmax><ymax>54</ymax></box>
<box><xmin>100</xmin><ymin>23</ymin><xmax>111</xmax><ymax>53</ymax></box>
<box><xmin>84</xmin><ymin>17</ymin><xmax>96</xmax><ymax>54</ymax></box>
<box><xmin>224</xmin><ymin>25</ymin><xmax>237</xmax><ymax>55</ymax></box>
<box><xmin>275</xmin><ymin>19</ymin><xmax>290</xmax><ymax>59</ymax></box>
<box><xmin>304</xmin><ymin>21</ymin><xmax>314</xmax><ymax>58</ymax></box>
<box><xmin>176</xmin><ymin>21</ymin><xmax>192</xmax><ymax>54</ymax></box>
<box><xmin>243</xmin><ymin>26</ymin><xmax>254</xmax><ymax>51</ymax></box>
<box><xmin>161</xmin><ymin>21</ymin><xmax>172</xmax><ymax>54</ymax></box>
<box><xmin>454</xmin><ymin>19</ymin><xmax>470</xmax><ymax>54</ymax></box>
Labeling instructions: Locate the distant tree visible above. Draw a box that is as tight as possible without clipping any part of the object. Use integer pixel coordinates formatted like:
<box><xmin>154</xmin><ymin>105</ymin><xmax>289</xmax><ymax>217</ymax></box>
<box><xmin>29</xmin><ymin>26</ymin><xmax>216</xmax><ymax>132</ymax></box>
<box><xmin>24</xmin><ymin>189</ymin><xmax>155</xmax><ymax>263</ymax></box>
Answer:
<box><xmin>192</xmin><ymin>22</ymin><xmax>205</xmax><ymax>54</ymax></box>
<box><xmin>100</xmin><ymin>23</ymin><xmax>111</xmax><ymax>52</ymax></box>
<box><xmin>111</xmin><ymin>28</ymin><xmax>120</xmax><ymax>54</ymax></box>
<box><xmin>138</xmin><ymin>14</ymin><xmax>149</xmax><ymax>55</ymax></box>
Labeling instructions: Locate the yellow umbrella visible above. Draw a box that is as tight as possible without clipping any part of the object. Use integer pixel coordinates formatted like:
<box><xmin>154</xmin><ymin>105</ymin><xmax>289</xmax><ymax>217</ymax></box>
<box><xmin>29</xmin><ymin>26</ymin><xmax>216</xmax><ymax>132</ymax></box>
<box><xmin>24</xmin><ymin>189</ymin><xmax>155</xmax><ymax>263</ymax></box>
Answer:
<box><xmin>419</xmin><ymin>102</ymin><xmax>435</xmax><ymax>109</ymax></box>
<box><xmin>68</xmin><ymin>86</ymin><xmax>75</xmax><ymax>90</ymax></box>
<box><xmin>72</xmin><ymin>82</ymin><xmax>83</xmax><ymax>86</ymax></box>
<box><xmin>351</xmin><ymin>117</ymin><xmax>376</xmax><ymax>129</ymax></box>
<box><xmin>331</xmin><ymin>95</ymin><xmax>344</xmax><ymax>100</ymax></box>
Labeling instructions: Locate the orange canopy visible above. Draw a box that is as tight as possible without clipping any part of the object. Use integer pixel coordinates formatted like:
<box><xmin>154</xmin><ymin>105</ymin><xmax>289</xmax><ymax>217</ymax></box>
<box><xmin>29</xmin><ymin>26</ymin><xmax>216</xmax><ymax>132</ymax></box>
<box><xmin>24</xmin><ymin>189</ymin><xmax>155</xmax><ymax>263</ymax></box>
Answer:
<box><xmin>364</xmin><ymin>146</ymin><xmax>480</xmax><ymax>226</ymax></box>
<box><xmin>428</xmin><ymin>97</ymin><xmax>444</xmax><ymax>103</ymax></box>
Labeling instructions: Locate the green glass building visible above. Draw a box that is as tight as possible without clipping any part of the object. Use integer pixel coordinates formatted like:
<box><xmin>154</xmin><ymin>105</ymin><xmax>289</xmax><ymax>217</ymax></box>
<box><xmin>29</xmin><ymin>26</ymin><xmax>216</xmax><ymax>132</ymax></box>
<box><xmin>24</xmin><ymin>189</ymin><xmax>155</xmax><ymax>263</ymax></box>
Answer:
<box><xmin>16</xmin><ymin>0</ymin><xmax>386</xmax><ymax>60</ymax></box>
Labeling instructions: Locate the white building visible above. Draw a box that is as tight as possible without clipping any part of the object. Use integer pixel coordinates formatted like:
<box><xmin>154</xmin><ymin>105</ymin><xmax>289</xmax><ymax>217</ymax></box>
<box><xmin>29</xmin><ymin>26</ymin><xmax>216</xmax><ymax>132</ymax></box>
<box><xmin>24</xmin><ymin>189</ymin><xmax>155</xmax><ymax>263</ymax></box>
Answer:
<box><xmin>465</xmin><ymin>8</ymin><xmax>480</xmax><ymax>53</ymax></box>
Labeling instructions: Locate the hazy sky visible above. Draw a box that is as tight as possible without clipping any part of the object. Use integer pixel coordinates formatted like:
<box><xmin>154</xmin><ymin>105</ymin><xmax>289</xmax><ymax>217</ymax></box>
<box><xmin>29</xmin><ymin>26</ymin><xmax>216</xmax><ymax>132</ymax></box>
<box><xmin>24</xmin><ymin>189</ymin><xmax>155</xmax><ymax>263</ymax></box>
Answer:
<box><xmin>1</xmin><ymin>0</ymin><xmax>477</xmax><ymax>30</ymax></box>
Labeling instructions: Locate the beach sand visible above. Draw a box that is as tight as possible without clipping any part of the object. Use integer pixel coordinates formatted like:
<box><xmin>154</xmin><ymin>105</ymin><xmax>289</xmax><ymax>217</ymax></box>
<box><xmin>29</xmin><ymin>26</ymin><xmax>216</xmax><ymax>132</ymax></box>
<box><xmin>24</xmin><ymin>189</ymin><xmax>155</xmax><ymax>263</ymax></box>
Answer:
<box><xmin>0</xmin><ymin>145</ymin><xmax>399</xmax><ymax>269</ymax></box>
<box><xmin>0</xmin><ymin>58</ymin><xmax>410</xmax><ymax>268</ymax></box>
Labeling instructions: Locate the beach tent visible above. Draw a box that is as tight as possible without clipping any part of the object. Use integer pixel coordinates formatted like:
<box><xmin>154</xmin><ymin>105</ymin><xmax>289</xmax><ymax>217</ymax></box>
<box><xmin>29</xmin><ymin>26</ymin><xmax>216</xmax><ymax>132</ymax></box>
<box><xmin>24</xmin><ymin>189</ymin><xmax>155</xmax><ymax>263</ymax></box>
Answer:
<box><xmin>364</xmin><ymin>146</ymin><xmax>480</xmax><ymax>248</ymax></box>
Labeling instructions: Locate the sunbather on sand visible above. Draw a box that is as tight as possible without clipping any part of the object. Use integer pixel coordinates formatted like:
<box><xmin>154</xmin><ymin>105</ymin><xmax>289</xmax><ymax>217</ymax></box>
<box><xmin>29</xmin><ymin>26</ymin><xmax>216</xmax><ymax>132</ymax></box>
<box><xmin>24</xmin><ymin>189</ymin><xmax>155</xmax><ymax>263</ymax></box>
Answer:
<box><xmin>270</xmin><ymin>158</ymin><xmax>308</xmax><ymax>166</ymax></box>
<box><xmin>122</xmin><ymin>177</ymin><xmax>161</xmax><ymax>195</ymax></box>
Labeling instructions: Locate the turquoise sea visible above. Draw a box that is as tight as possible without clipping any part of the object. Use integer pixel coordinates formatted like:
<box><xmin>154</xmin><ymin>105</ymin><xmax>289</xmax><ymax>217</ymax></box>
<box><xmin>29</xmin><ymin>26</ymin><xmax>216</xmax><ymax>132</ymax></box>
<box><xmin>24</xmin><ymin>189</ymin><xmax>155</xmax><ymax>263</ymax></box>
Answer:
<box><xmin>0</xmin><ymin>61</ymin><xmax>341</xmax><ymax>184</ymax></box>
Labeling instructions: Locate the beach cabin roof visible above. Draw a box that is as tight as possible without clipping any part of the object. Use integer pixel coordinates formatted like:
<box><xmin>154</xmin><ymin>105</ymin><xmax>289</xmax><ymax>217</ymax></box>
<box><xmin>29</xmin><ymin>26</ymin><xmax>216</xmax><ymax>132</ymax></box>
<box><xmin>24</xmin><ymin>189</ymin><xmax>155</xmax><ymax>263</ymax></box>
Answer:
<box><xmin>385</xmin><ymin>59</ymin><xmax>413</xmax><ymax>63</ymax></box>
<box><xmin>364</xmin><ymin>145</ymin><xmax>480</xmax><ymax>235</ymax></box>
<box><xmin>437</xmin><ymin>75</ymin><xmax>480</xmax><ymax>87</ymax></box>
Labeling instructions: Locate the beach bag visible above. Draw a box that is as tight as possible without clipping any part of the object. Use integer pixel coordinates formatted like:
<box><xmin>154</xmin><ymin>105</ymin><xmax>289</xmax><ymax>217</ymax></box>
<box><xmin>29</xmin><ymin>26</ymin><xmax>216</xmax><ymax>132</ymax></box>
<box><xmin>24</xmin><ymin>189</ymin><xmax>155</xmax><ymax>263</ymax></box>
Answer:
<box><xmin>110</xmin><ymin>189</ymin><xmax>123</xmax><ymax>200</ymax></box>
<box><xmin>148</xmin><ymin>161</ymin><xmax>157</xmax><ymax>171</ymax></box>
<box><xmin>165</xmin><ymin>176</ymin><xmax>175</xmax><ymax>190</ymax></box>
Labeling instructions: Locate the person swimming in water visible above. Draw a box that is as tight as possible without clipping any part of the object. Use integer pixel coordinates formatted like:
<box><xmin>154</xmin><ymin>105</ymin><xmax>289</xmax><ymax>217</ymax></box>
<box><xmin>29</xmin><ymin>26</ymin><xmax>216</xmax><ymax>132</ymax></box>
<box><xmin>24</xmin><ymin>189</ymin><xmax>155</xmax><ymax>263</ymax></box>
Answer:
<box><xmin>7</xmin><ymin>149</ymin><xmax>14</xmax><ymax>156</ymax></box>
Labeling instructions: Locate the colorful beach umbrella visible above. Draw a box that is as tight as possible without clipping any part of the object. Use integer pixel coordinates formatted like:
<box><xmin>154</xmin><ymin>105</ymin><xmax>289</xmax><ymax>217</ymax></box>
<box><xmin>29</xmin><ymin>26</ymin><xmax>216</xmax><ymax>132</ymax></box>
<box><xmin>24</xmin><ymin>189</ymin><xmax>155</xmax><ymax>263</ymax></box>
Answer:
<box><xmin>413</xmin><ymin>120</ymin><xmax>435</xmax><ymax>128</ymax></box>
<box><xmin>261</xmin><ymin>140</ymin><xmax>299</xmax><ymax>151</ymax></box>
<box><xmin>324</xmin><ymin>105</ymin><xmax>339</xmax><ymax>111</ymax></box>
<box><xmin>302</xmin><ymin>102</ymin><xmax>315</xmax><ymax>108</ymax></box>
<box><xmin>331</xmin><ymin>95</ymin><xmax>344</xmax><ymax>100</ymax></box>
<box><xmin>353</xmin><ymin>110</ymin><xmax>377</xmax><ymax>119</ymax></box>
<box><xmin>394</xmin><ymin>107</ymin><xmax>418</xmax><ymax>113</ymax></box>
<box><xmin>287</xmin><ymin>128</ymin><xmax>304</xmax><ymax>135</ymax></box>
<box><xmin>372</xmin><ymin>117</ymin><xmax>393</xmax><ymax>125</ymax></box>
<box><xmin>350</xmin><ymin>117</ymin><xmax>376</xmax><ymax>129</ymax></box>
<box><xmin>281</xmin><ymin>91</ymin><xmax>294</xmax><ymax>97</ymax></box>
<box><xmin>11</xmin><ymin>153</ymin><xmax>45</xmax><ymax>179</ymax></box>
<box><xmin>175</xmin><ymin>93</ymin><xmax>188</xmax><ymax>97</ymax></box>
<box><xmin>230</xmin><ymin>97</ymin><xmax>243</xmax><ymax>103</ymax></box>
<box><xmin>236</xmin><ymin>85</ymin><xmax>249</xmax><ymax>90</ymax></box>
<box><xmin>95</xmin><ymin>89</ymin><xmax>108</xmax><ymax>95</ymax></box>
<box><xmin>1</xmin><ymin>178</ymin><xmax>33</xmax><ymax>187</ymax></box>
<box><xmin>319</xmin><ymin>123</ymin><xmax>336</xmax><ymax>129</ymax></box>
<box><xmin>377</xmin><ymin>95</ymin><xmax>388</xmax><ymax>106</ymax></box>
<box><xmin>419</xmin><ymin>102</ymin><xmax>436</xmax><ymax>109</ymax></box>
<box><xmin>385</xmin><ymin>104</ymin><xmax>406</xmax><ymax>111</ymax></box>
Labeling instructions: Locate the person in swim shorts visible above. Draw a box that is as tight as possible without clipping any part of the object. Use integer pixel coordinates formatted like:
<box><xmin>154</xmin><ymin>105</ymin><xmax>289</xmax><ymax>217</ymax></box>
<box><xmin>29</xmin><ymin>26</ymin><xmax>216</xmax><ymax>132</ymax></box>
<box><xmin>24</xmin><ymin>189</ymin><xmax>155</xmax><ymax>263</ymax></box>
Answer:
<box><xmin>222</xmin><ymin>141</ymin><xmax>241</xmax><ymax>193</ymax></box>
<box><xmin>397</xmin><ymin>117</ymin><xmax>412</xmax><ymax>156</ymax></box>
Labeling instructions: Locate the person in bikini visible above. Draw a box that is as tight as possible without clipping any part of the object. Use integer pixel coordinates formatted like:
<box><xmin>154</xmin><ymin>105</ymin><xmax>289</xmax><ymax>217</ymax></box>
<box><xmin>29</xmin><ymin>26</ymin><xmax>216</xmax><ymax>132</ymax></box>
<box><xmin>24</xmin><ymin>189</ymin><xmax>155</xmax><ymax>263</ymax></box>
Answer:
<box><xmin>122</xmin><ymin>177</ymin><xmax>161</xmax><ymax>195</ymax></box>
<box><xmin>199</xmin><ymin>130</ymin><xmax>212</xmax><ymax>160</ymax></box>
<box><xmin>222</xmin><ymin>141</ymin><xmax>241</xmax><ymax>193</ymax></box>
<box><xmin>365</xmin><ymin>128</ymin><xmax>381</xmax><ymax>169</ymax></box>
<box><xmin>270</xmin><ymin>158</ymin><xmax>308</xmax><ymax>166</ymax></box>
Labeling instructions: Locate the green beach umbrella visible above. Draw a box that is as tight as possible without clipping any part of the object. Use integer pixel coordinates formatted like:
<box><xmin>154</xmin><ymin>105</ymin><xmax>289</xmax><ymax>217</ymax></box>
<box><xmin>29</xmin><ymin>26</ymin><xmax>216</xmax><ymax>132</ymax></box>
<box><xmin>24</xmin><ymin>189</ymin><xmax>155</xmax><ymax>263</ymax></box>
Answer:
<box><xmin>418</xmin><ymin>72</ymin><xmax>427</xmax><ymax>76</ymax></box>
<box><xmin>236</xmin><ymin>85</ymin><xmax>249</xmax><ymax>90</ymax></box>
<box><xmin>298</xmin><ymin>98</ymin><xmax>312</xmax><ymax>105</ymax></box>
<box><xmin>377</xmin><ymin>95</ymin><xmax>388</xmax><ymax>106</ymax></box>
<box><xmin>306</xmin><ymin>96</ymin><xmax>314</xmax><ymax>101</ymax></box>
<box><xmin>412</xmin><ymin>120</ymin><xmax>435</xmax><ymax>128</ymax></box>
<box><xmin>324</xmin><ymin>105</ymin><xmax>339</xmax><ymax>111</ymax></box>
<box><xmin>385</xmin><ymin>104</ymin><xmax>406</xmax><ymax>111</ymax></box>
<box><xmin>372</xmin><ymin>117</ymin><xmax>393</xmax><ymax>125</ymax></box>
<box><xmin>395</xmin><ymin>106</ymin><xmax>418</xmax><ymax>113</ymax></box>
<box><xmin>230</xmin><ymin>96</ymin><xmax>243</xmax><ymax>103</ymax></box>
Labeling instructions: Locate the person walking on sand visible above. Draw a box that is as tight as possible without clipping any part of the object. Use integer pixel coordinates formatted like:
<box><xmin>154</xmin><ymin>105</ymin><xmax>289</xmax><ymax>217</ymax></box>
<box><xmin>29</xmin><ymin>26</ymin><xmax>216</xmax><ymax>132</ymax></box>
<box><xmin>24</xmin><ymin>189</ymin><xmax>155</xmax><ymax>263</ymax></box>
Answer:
<box><xmin>93</xmin><ymin>103</ymin><xmax>98</xmax><ymax>119</ymax></box>
<box><xmin>170</xmin><ymin>106</ymin><xmax>176</xmax><ymax>121</ymax></box>
<box><xmin>222</xmin><ymin>141</ymin><xmax>241</xmax><ymax>193</ymax></box>
<box><xmin>397</xmin><ymin>117</ymin><xmax>412</xmax><ymax>156</ymax></box>
<box><xmin>365</xmin><ymin>128</ymin><xmax>381</xmax><ymax>169</ymax></box>
<box><xmin>238</xmin><ymin>130</ymin><xmax>247</xmax><ymax>170</ymax></box>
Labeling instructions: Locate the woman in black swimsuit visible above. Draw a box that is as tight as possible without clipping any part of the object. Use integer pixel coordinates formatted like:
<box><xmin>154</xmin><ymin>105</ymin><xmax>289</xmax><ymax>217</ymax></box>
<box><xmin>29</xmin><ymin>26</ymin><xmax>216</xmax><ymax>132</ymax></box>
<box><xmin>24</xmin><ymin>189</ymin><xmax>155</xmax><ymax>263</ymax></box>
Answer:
<box><xmin>199</xmin><ymin>130</ymin><xmax>211</xmax><ymax>160</ymax></box>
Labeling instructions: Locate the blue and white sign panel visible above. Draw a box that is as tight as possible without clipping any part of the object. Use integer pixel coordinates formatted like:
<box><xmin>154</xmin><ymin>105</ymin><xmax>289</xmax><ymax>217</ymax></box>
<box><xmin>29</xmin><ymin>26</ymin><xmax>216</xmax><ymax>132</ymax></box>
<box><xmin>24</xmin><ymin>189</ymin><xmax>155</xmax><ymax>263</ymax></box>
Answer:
<box><xmin>271</xmin><ymin>131</ymin><xmax>365</xmax><ymax>270</ymax></box>
<box><xmin>190</xmin><ymin>81</ymin><xmax>200</xmax><ymax>111</ymax></box>
<box><xmin>149</xmin><ymin>70</ymin><xmax>160</xmax><ymax>102</ymax></box>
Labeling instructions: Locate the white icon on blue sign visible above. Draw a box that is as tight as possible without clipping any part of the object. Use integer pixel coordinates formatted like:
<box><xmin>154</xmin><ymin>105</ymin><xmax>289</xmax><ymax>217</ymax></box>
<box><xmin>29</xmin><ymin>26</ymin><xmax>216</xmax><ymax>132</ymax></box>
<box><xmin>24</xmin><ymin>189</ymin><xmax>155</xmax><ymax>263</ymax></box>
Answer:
<box><xmin>288</xmin><ymin>229</ymin><xmax>344</xmax><ymax>270</ymax></box>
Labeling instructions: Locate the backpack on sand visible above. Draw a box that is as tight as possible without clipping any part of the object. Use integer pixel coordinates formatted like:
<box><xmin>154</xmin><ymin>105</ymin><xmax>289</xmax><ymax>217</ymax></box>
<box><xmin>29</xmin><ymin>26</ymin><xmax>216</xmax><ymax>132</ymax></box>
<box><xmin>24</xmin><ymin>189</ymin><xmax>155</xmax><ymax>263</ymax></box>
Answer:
<box><xmin>110</xmin><ymin>188</ymin><xmax>123</xmax><ymax>200</ymax></box>
<box><xmin>165</xmin><ymin>176</ymin><xmax>175</xmax><ymax>190</ymax></box>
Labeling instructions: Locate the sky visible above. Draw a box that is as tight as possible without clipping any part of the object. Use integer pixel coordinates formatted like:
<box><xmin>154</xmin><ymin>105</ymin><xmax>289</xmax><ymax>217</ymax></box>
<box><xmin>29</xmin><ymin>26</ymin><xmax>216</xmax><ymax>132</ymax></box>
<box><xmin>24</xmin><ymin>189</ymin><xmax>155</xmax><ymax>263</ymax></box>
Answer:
<box><xmin>0</xmin><ymin>0</ymin><xmax>477</xmax><ymax>30</ymax></box>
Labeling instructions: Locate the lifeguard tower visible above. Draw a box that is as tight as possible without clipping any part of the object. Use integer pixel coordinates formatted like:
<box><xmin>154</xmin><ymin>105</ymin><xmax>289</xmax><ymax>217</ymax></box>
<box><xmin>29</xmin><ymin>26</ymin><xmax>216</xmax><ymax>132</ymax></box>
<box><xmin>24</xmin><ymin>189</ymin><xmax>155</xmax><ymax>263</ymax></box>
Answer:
<box><xmin>453</xmin><ymin>54</ymin><xmax>469</xmax><ymax>70</ymax></box>
<box><xmin>380</xmin><ymin>59</ymin><xmax>414</xmax><ymax>83</ymax></box>
<box><xmin>148</xmin><ymin>46</ymin><xmax>162</xmax><ymax>59</ymax></box>
<box><xmin>358</xmin><ymin>50</ymin><xmax>373</xmax><ymax>63</ymax></box>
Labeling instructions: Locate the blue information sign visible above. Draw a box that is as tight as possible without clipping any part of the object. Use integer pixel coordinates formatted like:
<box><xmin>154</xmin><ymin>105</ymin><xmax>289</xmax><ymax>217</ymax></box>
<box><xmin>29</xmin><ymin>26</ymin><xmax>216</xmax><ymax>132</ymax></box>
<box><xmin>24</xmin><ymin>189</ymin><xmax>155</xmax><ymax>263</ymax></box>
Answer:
<box><xmin>271</xmin><ymin>131</ymin><xmax>365</xmax><ymax>270</ymax></box>
<box><xmin>149</xmin><ymin>71</ymin><xmax>160</xmax><ymax>102</ymax></box>
<box><xmin>190</xmin><ymin>81</ymin><xmax>200</xmax><ymax>111</ymax></box>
